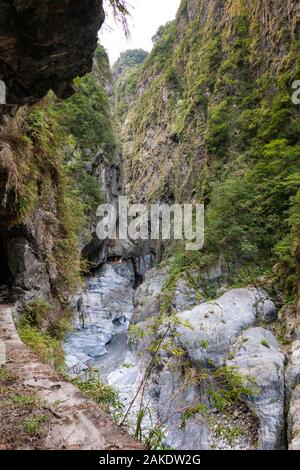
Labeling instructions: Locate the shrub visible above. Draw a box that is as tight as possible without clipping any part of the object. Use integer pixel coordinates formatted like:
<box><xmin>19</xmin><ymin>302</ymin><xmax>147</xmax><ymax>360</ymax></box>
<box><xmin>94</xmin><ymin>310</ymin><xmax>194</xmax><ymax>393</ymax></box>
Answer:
<box><xmin>18</xmin><ymin>323</ymin><xmax>64</xmax><ymax>369</ymax></box>
<box><xmin>20</xmin><ymin>299</ymin><xmax>53</xmax><ymax>329</ymax></box>
<box><xmin>71</xmin><ymin>374</ymin><xmax>123</xmax><ymax>412</ymax></box>
<box><xmin>22</xmin><ymin>415</ymin><xmax>47</xmax><ymax>436</ymax></box>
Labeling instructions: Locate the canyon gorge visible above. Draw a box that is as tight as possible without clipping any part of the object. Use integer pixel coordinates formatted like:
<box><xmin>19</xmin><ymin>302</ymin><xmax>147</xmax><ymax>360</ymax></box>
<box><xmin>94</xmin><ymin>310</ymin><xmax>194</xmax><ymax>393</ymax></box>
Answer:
<box><xmin>1</xmin><ymin>0</ymin><xmax>300</xmax><ymax>451</ymax></box>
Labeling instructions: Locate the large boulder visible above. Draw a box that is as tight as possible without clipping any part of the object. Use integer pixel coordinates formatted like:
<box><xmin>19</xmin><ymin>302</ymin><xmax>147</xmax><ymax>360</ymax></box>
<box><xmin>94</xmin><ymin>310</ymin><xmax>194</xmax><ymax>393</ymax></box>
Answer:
<box><xmin>288</xmin><ymin>384</ymin><xmax>300</xmax><ymax>450</ymax></box>
<box><xmin>286</xmin><ymin>340</ymin><xmax>300</xmax><ymax>396</ymax></box>
<box><xmin>177</xmin><ymin>288</ymin><xmax>261</xmax><ymax>368</ymax></box>
<box><xmin>132</xmin><ymin>266</ymin><xmax>197</xmax><ymax>324</ymax></box>
<box><xmin>287</xmin><ymin>341</ymin><xmax>300</xmax><ymax>450</ymax></box>
<box><xmin>227</xmin><ymin>327</ymin><xmax>285</xmax><ymax>449</ymax></box>
<box><xmin>132</xmin><ymin>267</ymin><xmax>169</xmax><ymax>324</ymax></box>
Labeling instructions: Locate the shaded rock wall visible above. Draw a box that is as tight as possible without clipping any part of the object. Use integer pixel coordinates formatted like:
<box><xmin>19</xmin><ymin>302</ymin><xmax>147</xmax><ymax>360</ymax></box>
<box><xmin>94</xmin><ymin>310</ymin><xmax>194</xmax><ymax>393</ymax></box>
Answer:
<box><xmin>0</xmin><ymin>0</ymin><xmax>106</xmax><ymax>311</ymax></box>
<box><xmin>0</xmin><ymin>0</ymin><xmax>105</xmax><ymax>104</ymax></box>
<box><xmin>0</xmin><ymin>132</ymin><xmax>66</xmax><ymax>308</ymax></box>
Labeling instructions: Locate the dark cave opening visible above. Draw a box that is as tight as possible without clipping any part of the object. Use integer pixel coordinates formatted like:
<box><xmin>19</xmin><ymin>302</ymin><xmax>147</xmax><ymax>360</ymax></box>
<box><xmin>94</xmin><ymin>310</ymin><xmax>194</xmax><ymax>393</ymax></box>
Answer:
<box><xmin>0</xmin><ymin>233</ymin><xmax>13</xmax><ymax>302</ymax></box>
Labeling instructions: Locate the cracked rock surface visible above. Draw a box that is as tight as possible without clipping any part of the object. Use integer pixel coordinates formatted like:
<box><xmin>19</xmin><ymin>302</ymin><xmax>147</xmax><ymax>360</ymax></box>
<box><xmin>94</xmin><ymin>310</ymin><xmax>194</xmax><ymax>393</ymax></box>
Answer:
<box><xmin>0</xmin><ymin>0</ymin><xmax>105</xmax><ymax>104</ymax></box>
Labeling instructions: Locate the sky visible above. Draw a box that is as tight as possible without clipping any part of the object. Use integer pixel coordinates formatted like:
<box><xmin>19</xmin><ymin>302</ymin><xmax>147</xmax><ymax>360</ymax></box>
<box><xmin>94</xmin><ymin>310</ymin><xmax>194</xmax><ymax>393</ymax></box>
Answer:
<box><xmin>99</xmin><ymin>0</ymin><xmax>181</xmax><ymax>65</ymax></box>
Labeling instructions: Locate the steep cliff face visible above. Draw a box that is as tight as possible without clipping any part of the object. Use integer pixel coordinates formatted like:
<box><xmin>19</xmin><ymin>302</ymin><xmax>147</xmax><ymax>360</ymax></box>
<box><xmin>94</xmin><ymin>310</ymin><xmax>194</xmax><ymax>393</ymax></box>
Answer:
<box><xmin>120</xmin><ymin>0</ymin><xmax>300</xmax><ymax>199</ymax></box>
<box><xmin>0</xmin><ymin>0</ymin><xmax>105</xmax><ymax>104</ymax></box>
<box><xmin>0</xmin><ymin>0</ymin><xmax>110</xmax><ymax>312</ymax></box>
<box><xmin>0</xmin><ymin>2</ymin><xmax>145</xmax><ymax>451</ymax></box>
<box><xmin>111</xmin><ymin>0</ymin><xmax>300</xmax><ymax>450</ymax></box>
<box><xmin>0</xmin><ymin>44</ymin><xmax>118</xmax><ymax>321</ymax></box>
<box><xmin>118</xmin><ymin>0</ymin><xmax>300</xmax><ymax>302</ymax></box>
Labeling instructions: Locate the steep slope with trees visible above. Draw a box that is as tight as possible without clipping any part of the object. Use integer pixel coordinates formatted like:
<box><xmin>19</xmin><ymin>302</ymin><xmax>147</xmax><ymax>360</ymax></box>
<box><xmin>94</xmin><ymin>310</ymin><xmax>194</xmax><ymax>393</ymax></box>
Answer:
<box><xmin>118</xmin><ymin>0</ymin><xmax>300</xmax><ymax>314</ymax></box>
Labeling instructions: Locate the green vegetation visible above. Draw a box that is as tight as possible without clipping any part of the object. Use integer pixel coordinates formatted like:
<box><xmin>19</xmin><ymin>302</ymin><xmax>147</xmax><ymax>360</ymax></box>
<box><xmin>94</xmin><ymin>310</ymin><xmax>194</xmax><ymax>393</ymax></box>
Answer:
<box><xmin>18</xmin><ymin>323</ymin><xmax>64</xmax><ymax>369</ymax></box>
<box><xmin>179</xmin><ymin>365</ymin><xmax>258</xmax><ymax>448</ymax></box>
<box><xmin>62</xmin><ymin>69</ymin><xmax>115</xmax><ymax>150</ymax></box>
<box><xmin>71</xmin><ymin>371</ymin><xmax>123</xmax><ymax>413</ymax></box>
<box><xmin>107</xmin><ymin>0</ymin><xmax>131</xmax><ymax>37</ymax></box>
<box><xmin>117</xmin><ymin>0</ymin><xmax>300</xmax><ymax>309</ymax></box>
<box><xmin>113</xmin><ymin>50</ymin><xmax>149</xmax><ymax>120</ymax></box>
<box><xmin>180</xmin><ymin>364</ymin><xmax>257</xmax><ymax>419</ymax></box>
<box><xmin>113</xmin><ymin>49</ymin><xmax>148</xmax><ymax>72</ymax></box>
<box><xmin>3</xmin><ymin>96</ymin><xmax>86</xmax><ymax>293</ymax></box>
<box><xmin>17</xmin><ymin>299</ymin><xmax>69</xmax><ymax>369</ymax></box>
<box><xmin>0</xmin><ymin>365</ymin><xmax>52</xmax><ymax>447</ymax></box>
<box><xmin>2</xmin><ymin>0</ymin><xmax>298</xmax><ymax>449</ymax></box>
<box><xmin>261</xmin><ymin>339</ymin><xmax>270</xmax><ymax>349</ymax></box>
<box><xmin>3</xmin><ymin>45</ymin><xmax>115</xmax><ymax>298</ymax></box>
<box><xmin>22</xmin><ymin>415</ymin><xmax>47</xmax><ymax>436</ymax></box>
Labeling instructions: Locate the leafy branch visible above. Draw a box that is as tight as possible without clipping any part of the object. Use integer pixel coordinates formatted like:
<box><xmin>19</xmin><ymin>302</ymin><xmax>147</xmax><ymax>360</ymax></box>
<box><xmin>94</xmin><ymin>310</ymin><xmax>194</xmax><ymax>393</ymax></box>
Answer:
<box><xmin>106</xmin><ymin>0</ymin><xmax>131</xmax><ymax>38</ymax></box>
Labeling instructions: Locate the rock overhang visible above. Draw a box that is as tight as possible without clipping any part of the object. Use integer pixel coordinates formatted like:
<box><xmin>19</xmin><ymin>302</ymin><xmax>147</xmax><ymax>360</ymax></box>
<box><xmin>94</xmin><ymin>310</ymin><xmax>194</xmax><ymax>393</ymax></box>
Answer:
<box><xmin>0</xmin><ymin>0</ymin><xmax>105</xmax><ymax>105</ymax></box>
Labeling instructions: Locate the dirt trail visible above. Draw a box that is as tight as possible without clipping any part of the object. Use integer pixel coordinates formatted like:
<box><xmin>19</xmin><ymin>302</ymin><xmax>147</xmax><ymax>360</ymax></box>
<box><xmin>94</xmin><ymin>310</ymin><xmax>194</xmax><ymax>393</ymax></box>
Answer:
<box><xmin>0</xmin><ymin>305</ymin><xmax>142</xmax><ymax>450</ymax></box>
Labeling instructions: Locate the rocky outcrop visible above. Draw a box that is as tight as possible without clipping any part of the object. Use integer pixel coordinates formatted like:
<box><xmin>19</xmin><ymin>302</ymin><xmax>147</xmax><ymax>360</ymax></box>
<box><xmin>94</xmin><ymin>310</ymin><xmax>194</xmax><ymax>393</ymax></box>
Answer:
<box><xmin>88</xmin><ymin>277</ymin><xmax>283</xmax><ymax>450</ymax></box>
<box><xmin>63</xmin><ymin>261</ymin><xmax>136</xmax><ymax>375</ymax></box>
<box><xmin>288</xmin><ymin>385</ymin><xmax>300</xmax><ymax>450</ymax></box>
<box><xmin>169</xmin><ymin>289</ymin><xmax>285</xmax><ymax>449</ymax></box>
<box><xmin>132</xmin><ymin>265</ymin><xmax>197</xmax><ymax>324</ymax></box>
<box><xmin>228</xmin><ymin>328</ymin><xmax>285</xmax><ymax>449</ymax></box>
<box><xmin>0</xmin><ymin>136</ymin><xmax>61</xmax><ymax>306</ymax></box>
<box><xmin>0</xmin><ymin>0</ymin><xmax>105</xmax><ymax>104</ymax></box>
<box><xmin>177</xmin><ymin>288</ymin><xmax>264</xmax><ymax>368</ymax></box>
<box><xmin>287</xmin><ymin>341</ymin><xmax>300</xmax><ymax>449</ymax></box>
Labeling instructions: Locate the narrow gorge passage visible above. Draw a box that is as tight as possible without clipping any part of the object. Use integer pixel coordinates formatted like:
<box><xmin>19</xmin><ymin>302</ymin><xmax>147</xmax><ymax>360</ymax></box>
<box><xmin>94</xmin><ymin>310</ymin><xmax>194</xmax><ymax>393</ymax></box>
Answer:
<box><xmin>63</xmin><ymin>260</ymin><xmax>137</xmax><ymax>378</ymax></box>
<box><xmin>63</xmin><ymin>257</ymin><xmax>156</xmax><ymax>428</ymax></box>
<box><xmin>63</xmin><ymin>257</ymin><xmax>290</xmax><ymax>450</ymax></box>
<box><xmin>1</xmin><ymin>0</ymin><xmax>300</xmax><ymax>457</ymax></box>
